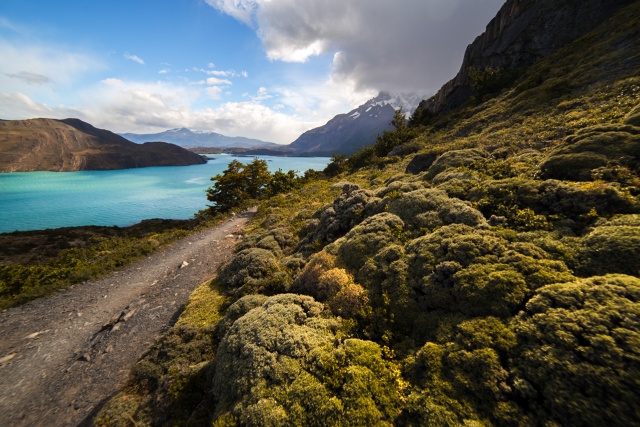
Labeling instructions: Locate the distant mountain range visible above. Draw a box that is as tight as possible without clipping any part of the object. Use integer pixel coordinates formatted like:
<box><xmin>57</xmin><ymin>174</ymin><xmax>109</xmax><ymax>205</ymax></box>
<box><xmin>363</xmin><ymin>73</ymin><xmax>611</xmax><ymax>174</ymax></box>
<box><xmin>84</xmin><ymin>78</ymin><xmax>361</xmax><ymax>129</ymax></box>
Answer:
<box><xmin>287</xmin><ymin>92</ymin><xmax>424</xmax><ymax>156</ymax></box>
<box><xmin>0</xmin><ymin>118</ymin><xmax>206</xmax><ymax>172</ymax></box>
<box><xmin>120</xmin><ymin>128</ymin><xmax>278</xmax><ymax>149</ymax></box>
<box><xmin>120</xmin><ymin>93</ymin><xmax>424</xmax><ymax>157</ymax></box>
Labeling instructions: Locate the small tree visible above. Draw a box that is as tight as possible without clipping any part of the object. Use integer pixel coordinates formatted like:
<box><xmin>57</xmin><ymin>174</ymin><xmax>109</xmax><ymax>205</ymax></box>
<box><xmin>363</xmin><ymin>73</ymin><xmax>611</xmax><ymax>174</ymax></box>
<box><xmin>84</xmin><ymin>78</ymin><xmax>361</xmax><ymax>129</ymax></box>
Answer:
<box><xmin>391</xmin><ymin>108</ymin><xmax>407</xmax><ymax>131</ymax></box>
<box><xmin>243</xmin><ymin>159</ymin><xmax>271</xmax><ymax>198</ymax></box>
<box><xmin>206</xmin><ymin>160</ymin><xmax>248</xmax><ymax>213</ymax></box>
<box><xmin>266</xmin><ymin>169</ymin><xmax>298</xmax><ymax>196</ymax></box>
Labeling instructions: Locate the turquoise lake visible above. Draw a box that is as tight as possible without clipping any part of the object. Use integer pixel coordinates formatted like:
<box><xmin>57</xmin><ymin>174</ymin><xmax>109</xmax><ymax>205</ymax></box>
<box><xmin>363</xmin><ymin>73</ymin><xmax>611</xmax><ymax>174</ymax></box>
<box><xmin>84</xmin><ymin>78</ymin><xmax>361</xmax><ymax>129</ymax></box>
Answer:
<box><xmin>0</xmin><ymin>155</ymin><xmax>331</xmax><ymax>233</ymax></box>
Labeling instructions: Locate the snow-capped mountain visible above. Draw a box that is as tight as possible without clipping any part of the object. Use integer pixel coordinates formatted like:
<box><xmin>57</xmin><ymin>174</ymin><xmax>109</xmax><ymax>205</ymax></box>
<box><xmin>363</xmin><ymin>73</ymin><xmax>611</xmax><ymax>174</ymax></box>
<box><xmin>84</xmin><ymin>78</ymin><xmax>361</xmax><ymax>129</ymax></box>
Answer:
<box><xmin>120</xmin><ymin>128</ymin><xmax>277</xmax><ymax>149</ymax></box>
<box><xmin>288</xmin><ymin>92</ymin><xmax>425</xmax><ymax>156</ymax></box>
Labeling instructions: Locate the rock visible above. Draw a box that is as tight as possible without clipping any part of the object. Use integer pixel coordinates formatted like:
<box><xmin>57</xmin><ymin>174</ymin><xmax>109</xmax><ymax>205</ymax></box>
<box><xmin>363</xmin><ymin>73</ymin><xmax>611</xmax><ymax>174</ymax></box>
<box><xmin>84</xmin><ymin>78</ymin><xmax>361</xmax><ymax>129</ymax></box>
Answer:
<box><xmin>0</xmin><ymin>353</ymin><xmax>16</xmax><ymax>364</ymax></box>
<box><xmin>405</xmin><ymin>153</ymin><xmax>437</xmax><ymax>175</ymax></box>
<box><xmin>180</xmin><ymin>260</ymin><xmax>189</xmax><ymax>269</ymax></box>
<box><xmin>417</xmin><ymin>0</ymin><xmax>635</xmax><ymax>115</ymax></box>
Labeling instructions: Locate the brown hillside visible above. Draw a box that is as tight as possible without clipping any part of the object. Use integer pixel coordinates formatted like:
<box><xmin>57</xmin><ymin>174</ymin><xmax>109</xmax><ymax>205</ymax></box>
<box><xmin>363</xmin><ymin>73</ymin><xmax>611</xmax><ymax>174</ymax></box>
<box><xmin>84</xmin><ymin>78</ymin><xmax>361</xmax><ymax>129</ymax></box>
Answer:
<box><xmin>0</xmin><ymin>118</ymin><xmax>206</xmax><ymax>172</ymax></box>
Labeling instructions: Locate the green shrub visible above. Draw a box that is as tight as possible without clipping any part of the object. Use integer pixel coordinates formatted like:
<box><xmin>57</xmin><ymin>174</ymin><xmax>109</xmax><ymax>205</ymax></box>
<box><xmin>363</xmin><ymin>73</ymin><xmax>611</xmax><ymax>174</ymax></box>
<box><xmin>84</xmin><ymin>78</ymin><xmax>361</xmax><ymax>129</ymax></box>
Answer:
<box><xmin>425</xmin><ymin>149</ymin><xmax>488</xmax><ymax>180</ymax></box>
<box><xmin>333</xmin><ymin>213</ymin><xmax>405</xmax><ymax>271</ymax></box>
<box><xmin>211</xmin><ymin>294</ymin><xmax>401</xmax><ymax>426</ymax></box>
<box><xmin>379</xmin><ymin>188</ymin><xmax>487</xmax><ymax>232</ymax></box>
<box><xmin>540</xmin><ymin>126</ymin><xmax>640</xmax><ymax>181</ymax></box>
<box><xmin>578</xmin><ymin>222</ymin><xmax>640</xmax><ymax>276</ymax></box>
<box><xmin>511</xmin><ymin>275</ymin><xmax>640</xmax><ymax>426</ymax></box>
<box><xmin>216</xmin><ymin>248</ymin><xmax>282</xmax><ymax>295</ymax></box>
<box><xmin>298</xmin><ymin>183</ymin><xmax>380</xmax><ymax>252</ymax></box>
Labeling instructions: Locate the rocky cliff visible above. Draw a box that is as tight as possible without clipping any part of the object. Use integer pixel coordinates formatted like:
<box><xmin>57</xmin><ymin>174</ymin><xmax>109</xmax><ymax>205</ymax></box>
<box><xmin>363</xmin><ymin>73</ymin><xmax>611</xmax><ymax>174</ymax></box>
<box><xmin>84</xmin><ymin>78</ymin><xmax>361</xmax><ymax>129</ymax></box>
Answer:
<box><xmin>0</xmin><ymin>118</ymin><xmax>207</xmax><ymax>172</ymax></box>
<box><xmin>418</xmin><ymin>0</ymin><xmax>635</xmax><ymax>114</ymax></box>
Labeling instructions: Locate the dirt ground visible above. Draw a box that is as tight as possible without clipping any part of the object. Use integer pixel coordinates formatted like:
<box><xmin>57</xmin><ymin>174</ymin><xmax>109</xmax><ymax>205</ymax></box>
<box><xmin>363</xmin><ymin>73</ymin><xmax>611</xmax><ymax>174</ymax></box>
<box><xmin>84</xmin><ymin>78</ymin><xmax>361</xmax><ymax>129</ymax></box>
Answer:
<box><xmin>0</xmin><ymin>209</ymin><xmax>254</xmax><ymax>426</ymax></box>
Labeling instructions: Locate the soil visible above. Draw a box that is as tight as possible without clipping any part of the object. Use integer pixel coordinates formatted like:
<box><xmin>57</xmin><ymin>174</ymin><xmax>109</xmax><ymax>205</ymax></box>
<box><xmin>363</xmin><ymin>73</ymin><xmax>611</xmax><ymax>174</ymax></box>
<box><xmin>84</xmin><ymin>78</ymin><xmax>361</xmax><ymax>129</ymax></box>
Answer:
<box><xmin>0</xmin><ymin>209</ymin><xmax>255</xmax><ymax>426</ymax></box>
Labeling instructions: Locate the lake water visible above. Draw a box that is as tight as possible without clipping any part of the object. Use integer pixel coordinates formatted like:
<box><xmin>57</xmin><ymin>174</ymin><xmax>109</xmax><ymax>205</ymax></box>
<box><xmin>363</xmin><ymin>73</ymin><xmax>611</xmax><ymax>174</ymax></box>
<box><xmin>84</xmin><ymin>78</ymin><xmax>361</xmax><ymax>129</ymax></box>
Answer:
<box><xmin>0</xmin><ymin>155</ymin><xmax>331</xmax><ymax>233</ymax></box>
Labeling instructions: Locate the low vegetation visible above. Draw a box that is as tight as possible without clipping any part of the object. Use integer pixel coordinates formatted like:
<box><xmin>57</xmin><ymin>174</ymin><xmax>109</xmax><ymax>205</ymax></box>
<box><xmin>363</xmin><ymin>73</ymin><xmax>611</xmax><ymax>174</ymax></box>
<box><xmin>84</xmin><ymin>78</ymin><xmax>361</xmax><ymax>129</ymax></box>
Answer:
<box><xmin>58</xmin><ymin>2</ymin><xmax>640</xmax><ymax>425</ymax></box>
<box><xmin>0</xmin><ymin>219</ymin><xmax>212</xmax><ymax>310</ymax></box>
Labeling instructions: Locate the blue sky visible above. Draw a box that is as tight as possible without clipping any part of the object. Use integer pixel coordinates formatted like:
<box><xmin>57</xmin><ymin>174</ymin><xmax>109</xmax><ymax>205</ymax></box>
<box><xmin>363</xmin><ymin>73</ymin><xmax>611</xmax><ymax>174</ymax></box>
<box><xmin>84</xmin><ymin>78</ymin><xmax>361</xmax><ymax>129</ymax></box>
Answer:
<box><xmin>0</xmin><ymin>0</ymin><xmax>504</xmax><ymax>143</ymax></box>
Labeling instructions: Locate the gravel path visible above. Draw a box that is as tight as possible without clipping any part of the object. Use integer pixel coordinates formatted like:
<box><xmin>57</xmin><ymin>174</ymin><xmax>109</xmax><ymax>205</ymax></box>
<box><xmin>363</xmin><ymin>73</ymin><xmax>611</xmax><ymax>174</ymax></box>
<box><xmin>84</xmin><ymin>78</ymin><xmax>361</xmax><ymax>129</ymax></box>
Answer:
<box><xmin>0</xmin><ymin>209</ymin><xmax>254</xmax><ymax>426</ymax></box>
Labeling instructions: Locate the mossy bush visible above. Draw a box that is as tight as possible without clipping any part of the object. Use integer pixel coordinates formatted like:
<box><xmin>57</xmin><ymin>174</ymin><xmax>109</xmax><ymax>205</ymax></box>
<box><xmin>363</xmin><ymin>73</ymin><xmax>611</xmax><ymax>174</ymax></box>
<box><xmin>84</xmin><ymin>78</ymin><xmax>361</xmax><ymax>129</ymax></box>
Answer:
<box><xmin>406</xmin><ymin>225</ymin><xmax>574</xmax><ymax>319</ymax></box>
<box><xmin>425</xmin><ymin>148</ymin><xmax>489</xmax><ymax>180</ymax></box>
<box><xmin>377</xmin><ymin>188</ymin><xmax>487</xmax><ymax>233</ymax></box>
<box><xmin>330</xmin><ymin>212</ymin><xmax>405</xmax><ymax>271</ymax></box>
<box><xmin>298</xmin><ymin>183</ymin><xmax>381</xmax><ymax>253</ymax></box>
<box><xmin>577</xmin><ymin>220</ymin><xmax>640</xmax><ymax>276</ymax></box>
<box><xmin>210</xmin><ymin>294</ymin><xmax>401</xmax><ymax>426</ymax></box>
<box><xmin>95</xmin><ymin>323</ymin><xmax>216</xmax><ymax>426</ymax></box>
<box><xmin>540</xmin><ymin>125</ymin><xmax>640</xmax><ymax>181</ymax></box>
<box><xmin>216</xmin><ymin>247</ymin><xmax>289</xmax><ymax>296</ymax></box>
<box><xmin>510</xmin><ymin>274</ymin><xmax>640</xmax><ymax>426</ymax></box>
<box><xmin>235</xmin><ymin>226</ymin><xmax>296</xmax><ymax>256</ymax></box>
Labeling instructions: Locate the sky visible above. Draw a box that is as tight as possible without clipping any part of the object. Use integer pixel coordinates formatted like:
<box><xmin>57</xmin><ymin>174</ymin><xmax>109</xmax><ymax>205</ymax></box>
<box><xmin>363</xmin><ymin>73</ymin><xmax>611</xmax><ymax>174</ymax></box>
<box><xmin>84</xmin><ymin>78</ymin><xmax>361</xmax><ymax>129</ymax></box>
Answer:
<box><xmin>0</xmin><ymin>0</ymin><xmax>505</xmax><ymax>144</ymax></box>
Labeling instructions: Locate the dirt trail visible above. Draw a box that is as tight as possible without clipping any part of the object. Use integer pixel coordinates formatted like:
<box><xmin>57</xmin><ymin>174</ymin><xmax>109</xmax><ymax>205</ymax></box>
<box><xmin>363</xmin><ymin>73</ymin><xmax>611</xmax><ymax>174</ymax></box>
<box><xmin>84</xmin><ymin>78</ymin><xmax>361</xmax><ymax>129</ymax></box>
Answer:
<box><xmin>0</xmin><ymin>209</ymin><xmax>254</xmax><ymax>426</ymax></box>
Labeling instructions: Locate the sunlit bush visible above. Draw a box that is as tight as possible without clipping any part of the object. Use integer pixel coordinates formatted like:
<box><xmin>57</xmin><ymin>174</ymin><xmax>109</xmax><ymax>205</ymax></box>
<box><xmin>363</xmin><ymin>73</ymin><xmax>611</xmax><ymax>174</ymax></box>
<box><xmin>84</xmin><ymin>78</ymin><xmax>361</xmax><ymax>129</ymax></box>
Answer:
<box><xmin>511</xmin><ymin>274</ymin><xmax>640</xmax><ymax>426</ymax></box>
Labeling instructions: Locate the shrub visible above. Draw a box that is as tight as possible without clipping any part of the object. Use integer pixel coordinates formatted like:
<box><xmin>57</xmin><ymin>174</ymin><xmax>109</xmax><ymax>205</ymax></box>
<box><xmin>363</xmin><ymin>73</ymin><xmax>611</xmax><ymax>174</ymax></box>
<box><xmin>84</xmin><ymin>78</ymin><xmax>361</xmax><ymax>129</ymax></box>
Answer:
<box><xmin>406</xmin><ymin>225</ymin><xmax>574</xmax><ymax>317</ymax></box>
<box><xmin>425</xmin><ymin>149</ymin><xmax>488</xmax><ymax>180</ymax></box>
<box><xmin>298</xmin><ymin>183</ymin><xmax>380</xmax><ymax>251</ymax></box>
<box><xmin>211</xmin><ymin>294</ymin><xmax>400</xmax><ymax>426</ymax></box>
<box><xmin>216</xmin><ymin>248</ymin><xmax>281</xmax><ymax>295</ymax></box>
<box><xmin>511</xmin><ymin>275</ymin><xmax>640</xmax><ymax>426</ymax></box>
<box><xmin>540</xmin><ymin>126</ymin><xmax>640</xmax><ymax>181</ymax></box>
<box><xmin>332</xmin><ymin>213</ymin><xmax>405</xmax><ymax>271</ymax></box>
<box><xmin>378</xmin><ymin>188</ymin><xmax>487</xmax><ymax>232</ymax></box>
<box><xmin>578</xmin><ymin>221</ymin><xmax>640</xmax><ymax>276</ymax></box>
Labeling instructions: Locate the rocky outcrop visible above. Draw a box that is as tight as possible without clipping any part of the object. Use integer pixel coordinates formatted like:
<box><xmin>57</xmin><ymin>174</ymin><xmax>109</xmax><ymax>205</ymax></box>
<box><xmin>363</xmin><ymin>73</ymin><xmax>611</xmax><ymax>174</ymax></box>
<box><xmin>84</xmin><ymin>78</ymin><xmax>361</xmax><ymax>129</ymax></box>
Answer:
<box><xmin>418</xmin><ymin>0</ymin><xmax>634</xmax><ymax>114</ymax></box>
<box><xmin>0</xmin><ymin>118</ymin><xmax>207</xmax><ymax>172</ymax></box>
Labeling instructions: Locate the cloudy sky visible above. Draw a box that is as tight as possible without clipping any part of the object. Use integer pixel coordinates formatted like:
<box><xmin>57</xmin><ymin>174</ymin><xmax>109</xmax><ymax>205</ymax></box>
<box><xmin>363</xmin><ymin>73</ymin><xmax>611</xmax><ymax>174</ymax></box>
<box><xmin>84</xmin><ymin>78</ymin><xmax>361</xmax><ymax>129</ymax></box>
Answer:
<box><xmin>0</xmin><ymin>0</ymin><xmax>504</xmax><ymax>144</ymax></box>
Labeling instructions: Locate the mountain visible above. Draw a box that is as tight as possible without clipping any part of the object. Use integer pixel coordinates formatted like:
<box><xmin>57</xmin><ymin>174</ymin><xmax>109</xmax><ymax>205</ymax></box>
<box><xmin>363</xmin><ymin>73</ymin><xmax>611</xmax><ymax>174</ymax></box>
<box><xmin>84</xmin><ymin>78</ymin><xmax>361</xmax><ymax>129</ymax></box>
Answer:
<box><xmin>0</xmin><ymin>118</ymin><xmax>206</xmax><ymax>172</ymax></box>
<box><xmin>120</xmin><ymin>128</ymin><xmax>278</xmax><ymax>149</ymax></box>
<box><xmin>415</xmin><ymin>0</ymin><xmax>635</xmax><ymax>115</ymax></box>
<box><xmin>288</xmin><ymin>92</ymin><xmax>424</xmax><ymax>156</ymax></box>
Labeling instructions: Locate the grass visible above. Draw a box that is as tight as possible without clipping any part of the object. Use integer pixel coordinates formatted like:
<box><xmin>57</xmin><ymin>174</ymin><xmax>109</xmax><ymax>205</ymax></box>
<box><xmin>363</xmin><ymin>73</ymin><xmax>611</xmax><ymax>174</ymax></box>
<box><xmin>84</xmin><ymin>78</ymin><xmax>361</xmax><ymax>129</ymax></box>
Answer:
<box><xmin>177</xmin><ymin>279</ymin><xmax>229</xmax><ymax>328</ymax></box>
<box><xmin>0</xmin><ymin>215</ymin><xmax>227</xmax><ymax>311</ymax></box>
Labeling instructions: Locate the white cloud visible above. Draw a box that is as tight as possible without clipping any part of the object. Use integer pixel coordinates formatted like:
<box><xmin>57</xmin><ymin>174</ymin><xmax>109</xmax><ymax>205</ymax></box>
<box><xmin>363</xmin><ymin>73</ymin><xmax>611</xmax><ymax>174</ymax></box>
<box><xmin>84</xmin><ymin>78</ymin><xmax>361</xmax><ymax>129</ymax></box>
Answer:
<box><xmin>206</xmin><ymin>86</ymin><xmax>224</xmax><ymax>99</ymax></box>
<box><xmin>207</xmin><ymin>0</ymin><xmax>505</xmax><ymax>93</ymax></box>
<box><xmin>0</xmin><ymin>39</ymin><xmax>104</xmax><ymax>100</ymax></box>
<box><xmin>206</xmin><ymin>76</ymin><xmax>233</xmax><ymax>85</ymax></box>
<box><xmin>124</xmin><ymin>53</ymin><xmax>145</xmax><ymax>65</ymax></box>
<box><xmin>208</xmin><ymin>69</ymin><xmax>237</xmax><ymax>77</ymax></box>
<box><xmin>4</xmin><ymin>71</ymin><xmax>52</xmax><ymax>85</ymax></box>
<box><xmin>158</xmin><ymin>69</ymin><xmax>170</xmax><ymax>74</ymax></box>
<box><xmin>204</xmin><ymin>0</ymin><xmax>258</xmax><ymax>26</ymax></box>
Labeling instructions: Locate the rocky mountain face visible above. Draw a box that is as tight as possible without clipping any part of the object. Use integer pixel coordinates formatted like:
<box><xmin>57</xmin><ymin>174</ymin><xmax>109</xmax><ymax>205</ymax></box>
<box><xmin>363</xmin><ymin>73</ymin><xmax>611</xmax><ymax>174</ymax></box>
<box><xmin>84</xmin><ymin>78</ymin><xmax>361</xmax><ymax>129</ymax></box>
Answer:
<box><xmin>120</xmin><ymin>128</ymin><xmax>277</xmax><ymax>149</ymax></box>
<box><xmin>288</xmin><ymin>92</ymin><xmax>423</xmax><ymax>156</ymax></box>
<box><xmin>417</xmin><ymin>0</ymin><xmax>635</xmax><ymax>115</ymax></box>
<box><xmin>0</xmin><ymin>118</ymin><xmax>206</xmax><ymax>172</ymax></box>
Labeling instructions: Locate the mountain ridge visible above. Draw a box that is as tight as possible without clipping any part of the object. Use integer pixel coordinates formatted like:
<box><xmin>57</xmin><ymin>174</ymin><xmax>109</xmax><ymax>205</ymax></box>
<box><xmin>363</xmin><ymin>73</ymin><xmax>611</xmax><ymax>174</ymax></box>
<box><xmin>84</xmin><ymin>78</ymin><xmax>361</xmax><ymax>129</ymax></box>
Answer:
<box><xmin>121</xmin><ymin>127</ymin><xmax>278</xmax><ymax>149</ymax></box>
<box><xmin>287</xmin><ymin>92</ymin><xmax>424</xmax><ymax>156</ymax></box>
<box><xmin>0</xmin><ymin>118</ymin><xmax>206</xmax><ymax>172</ymax></box>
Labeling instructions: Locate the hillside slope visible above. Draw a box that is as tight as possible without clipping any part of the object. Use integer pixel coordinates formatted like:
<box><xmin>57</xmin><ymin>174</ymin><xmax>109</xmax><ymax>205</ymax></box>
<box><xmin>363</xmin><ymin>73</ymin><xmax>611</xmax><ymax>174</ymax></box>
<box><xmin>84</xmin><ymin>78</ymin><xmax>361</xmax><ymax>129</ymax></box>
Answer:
<box><xmin>92</xmin><ymin>2</ymin><xmax>640</xmax><ymax>426</ymax></box>
<box><xmin>0</xmin><ymin>118</ymin><xmax>206</xmax><ymax>172</ymax></box>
